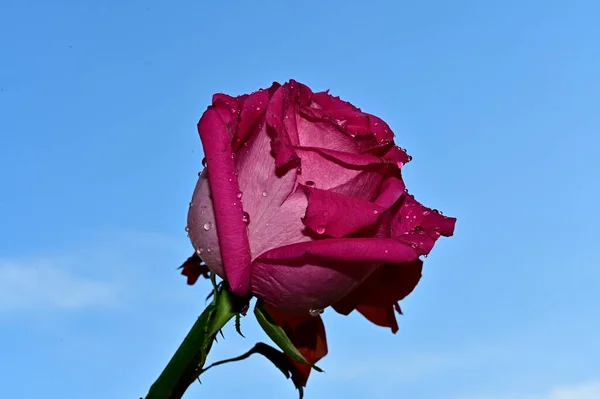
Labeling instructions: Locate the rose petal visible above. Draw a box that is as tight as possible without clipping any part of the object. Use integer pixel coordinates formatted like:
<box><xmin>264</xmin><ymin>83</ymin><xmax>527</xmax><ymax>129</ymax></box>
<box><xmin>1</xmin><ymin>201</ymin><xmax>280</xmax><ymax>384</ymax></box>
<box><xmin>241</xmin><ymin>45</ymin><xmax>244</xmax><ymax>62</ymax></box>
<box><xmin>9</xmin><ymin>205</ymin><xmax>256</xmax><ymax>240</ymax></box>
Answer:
<box><xmin>333</xmin><ymin>260</ymin><xmax>423</xmax><ymax>333</ymax></box>
<box><xmin>233</xmin><ymin>90</ymin><xmax>270</xmax><ymax>151</ymax></box>
<box><xmin>374</xmin><ymin>175</ymin><xmax>406</xmax><ymax>209</ymax></box>
<box><xmin>294</xmin><ymin>148</ymin><xmax>389</xmax><ymax>202</ymax></box>
<box><xmin>196</xmin><ymin>105</ymin><xmax>252</xmax><ymax>295</ymax></box>
<box><xmin>300</xmin><ymin>185</ymin><xmax>385</xmax><ymax>237</ymax></box>
<box><xmin>234</xmin><ymin>121</ymin><xmax>308</xmax><ymax>260</ymax></box>
<box><xmin>266</xmin><ymin>81</ymin><xmax>312</xmax><ymax>169</ymax></box>
<box><xmin>251</xmin><ymin>238</ymin><xmax>420</xmax><ymax>312</ymax></box>
<box><xmin>264</xmin><ymin>305</ymin><xmax>328</xmax><ymax>387</ymax></box>
<box><xmin>392</xmin><ymin>193</ymin><xmax>457</xmax><ymax>255</ymax></box>
<box><xmin>188</xmin><ymin>170</ymin><xmax>224</xmax><ymax>277</ymax></box>
<box><xmin>179</xmin><ymin>253</ymin><xmax>210</xmax><ymax>285</ymax></box>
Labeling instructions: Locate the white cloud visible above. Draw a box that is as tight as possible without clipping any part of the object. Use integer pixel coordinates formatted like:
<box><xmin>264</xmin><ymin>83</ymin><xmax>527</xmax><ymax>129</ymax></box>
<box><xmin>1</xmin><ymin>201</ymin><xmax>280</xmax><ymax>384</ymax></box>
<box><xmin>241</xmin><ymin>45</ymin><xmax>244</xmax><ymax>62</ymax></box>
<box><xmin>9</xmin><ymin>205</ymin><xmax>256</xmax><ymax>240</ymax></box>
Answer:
<box><xmin>0</xmin><ymin>260</ymin><xmax>119</xmax><ymax>311</ymax></box>
<box><xmin>549</xmin><ymin>380</ymin><xmax>600</xmax><ymax>399</ymax></box>
<box><xmin>458</xmin><ymin>379</ymin><xmax>600</xmax><ymax>399</ymax></box>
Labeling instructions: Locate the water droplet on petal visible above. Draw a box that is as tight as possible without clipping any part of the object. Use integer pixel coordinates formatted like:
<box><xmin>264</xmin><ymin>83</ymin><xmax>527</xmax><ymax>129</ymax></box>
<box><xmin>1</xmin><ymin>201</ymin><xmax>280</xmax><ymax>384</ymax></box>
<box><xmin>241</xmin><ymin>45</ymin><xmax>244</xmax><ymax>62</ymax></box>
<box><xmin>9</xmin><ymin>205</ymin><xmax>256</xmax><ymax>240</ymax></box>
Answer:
<box><xmin>315</xmin><ymin>226</ymin><xmax>326</xmax><ymax>235</ymax></box>
<box><xmin>236</xmin><ymin>191</ymin><xmax>243</xmax><ymax>199</ymax></box>
<box><xmin>196</xmin><ymin>248</ymin><xmax>204</xmax><ymax>255</ymax></box>
<box><xmin>207</xmin><ymin>248</ymin><xmax>212</xmax><ymax>253</ymax></box>
<box><xmin>373</xmin><ymin>210</ymin><xmax>379</xmax><ymax>215</ymax></box>
<box><xmin>256</xmin><ymin>106</ymin><xmax>261</xmax><ymax>111</ymax></box>
<box><xmin>203</xmin><ymin>222</ymin><xmax>212</xmax><ymax>231</ymax></box>
<box><xmin>309</xmin><ymin>308</ymin><xmax>324</xmax><ymax>317</ymax></box>
<box><xmin>202</xmin><ymin>157</ymin><xmax>207</xmax><ymax>167</ymax></box>
<box><xmin>322</xmin><ymin>210</ymin><xmax>329</xmax><ymax>216</ymax></box>
<box><xmin>422</xmin><ymin>210</ymin><xmax>431</xmax><ymax>216</ymax></box>
<box><xmin>423</xmin><ymin>254</ymin><xmax>428</xmax><ymax>258</ymax></box>
<box><xmin>305</xmin><ymin>180</ymin><xmax>315</xmax><ymax>187</ymax></box>
<box><xmin>409</xmin><ymin>242</ymin><xmax>417</xmax><ymax>249</ymax></box>
<box><xmin>242</xmin><ymin>212</ymin><xmax>250</xmax><ymax>225</ymax></box>
<box><xmin>262</xmin><ymin>191</ymin><xmax>267</xmax><ymax>197</ymax></box>
<box><xmin>184</xmin><ymin>226</ymin><xmax>190</xmax><ymax>232</ymax></box>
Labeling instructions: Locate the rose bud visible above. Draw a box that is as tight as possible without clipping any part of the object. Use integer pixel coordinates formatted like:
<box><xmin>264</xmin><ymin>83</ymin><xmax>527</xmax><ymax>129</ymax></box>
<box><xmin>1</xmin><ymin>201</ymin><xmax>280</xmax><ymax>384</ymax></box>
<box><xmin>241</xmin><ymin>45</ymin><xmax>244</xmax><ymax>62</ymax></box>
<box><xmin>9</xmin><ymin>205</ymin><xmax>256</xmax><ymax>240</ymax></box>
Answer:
<box><xmin>186</xmin><ymin>79</ymin><xmax>455</xmax><ymax>319</ymax></box>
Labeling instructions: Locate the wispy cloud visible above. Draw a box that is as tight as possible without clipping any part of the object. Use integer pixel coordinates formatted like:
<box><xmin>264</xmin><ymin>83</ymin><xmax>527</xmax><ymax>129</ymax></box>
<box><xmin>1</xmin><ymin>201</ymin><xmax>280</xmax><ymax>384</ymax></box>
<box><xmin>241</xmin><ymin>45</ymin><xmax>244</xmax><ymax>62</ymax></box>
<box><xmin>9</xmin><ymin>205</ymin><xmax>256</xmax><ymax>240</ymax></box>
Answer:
<box><xmin>0</xmin><ymin>260</ymin><xmax>119</xmax><ymax>312</ymax></box>
<box><xmin>457</xmin><ymin>379</ymin><xmax>600</xmax><ymax>399</ymax></box>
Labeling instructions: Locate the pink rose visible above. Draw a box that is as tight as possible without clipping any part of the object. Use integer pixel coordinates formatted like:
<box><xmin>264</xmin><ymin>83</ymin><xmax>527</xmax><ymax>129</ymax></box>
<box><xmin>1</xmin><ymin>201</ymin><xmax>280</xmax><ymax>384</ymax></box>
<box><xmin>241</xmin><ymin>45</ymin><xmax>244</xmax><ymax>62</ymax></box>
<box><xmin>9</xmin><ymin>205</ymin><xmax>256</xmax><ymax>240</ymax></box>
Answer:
<box><xmin>185</xmin><ymin>79</ymin><xmax>455</xmax><ymax>317</ymax></box>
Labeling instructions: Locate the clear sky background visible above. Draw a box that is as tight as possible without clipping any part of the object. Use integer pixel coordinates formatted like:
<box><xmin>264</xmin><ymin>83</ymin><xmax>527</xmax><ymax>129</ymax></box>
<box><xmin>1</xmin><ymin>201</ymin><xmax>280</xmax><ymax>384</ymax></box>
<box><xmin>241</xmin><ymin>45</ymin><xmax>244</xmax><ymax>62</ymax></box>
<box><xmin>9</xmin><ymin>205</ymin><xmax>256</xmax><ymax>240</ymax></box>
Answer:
<box><xmin>1</xmin><ymin>0</ymin><xmax>599</xmax><ymax>398</ymax></box>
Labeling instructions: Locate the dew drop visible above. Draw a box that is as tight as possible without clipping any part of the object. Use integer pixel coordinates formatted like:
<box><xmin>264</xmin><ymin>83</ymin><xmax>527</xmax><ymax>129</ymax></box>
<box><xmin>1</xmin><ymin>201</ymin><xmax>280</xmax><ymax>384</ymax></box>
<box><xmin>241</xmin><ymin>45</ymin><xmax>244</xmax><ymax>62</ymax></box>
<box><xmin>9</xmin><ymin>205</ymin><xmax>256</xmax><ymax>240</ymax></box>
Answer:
<box><xmin>196</xmin><ymin>248</ymin><xmax>204</xmax><ymax>255</ymax></box>
<box><xmin>305</xmin><ymin>180</ymin><xmax>315</xmax><ymax>187</ymax></box>
<box><xmin>373</xmin><ymin>210</ymin><xmax>379</xmax><ymax>215</ymax></box>
<box><xmin>422</xmin><ymin>210</ymin><xmax>431</xmax><ymax>216</ymax></box>
<box><xmin>228</xmin><ymin>178</ymin><xmax>232</xmax><ymax>182</ymax></box>
<box><xmin>184</xmin><ymin>226</ymin><xmax>190</xmax><ymax>232</ymax></box>
<box><xmin>322</xmin><ymin>210</ymin><xmax>329</xmax><ymax>216</ymax></box>
<box><xmin>203</xmin><ymin>222</ymin><xmax>212</xmax><ymax>231</ymax></box>
<box><xmin>256</xmin><ymin>106</ymin><xmax>261</xmax><ymax>111</ymax></box>
<box><xmin>309</xmin><ymin>308</ymin><xmax>324</xmax><ymax>317</ymax></box>
<box><xmin>262</xmin><ymin>191</ymin><xmax>267</xmax><ymax>197</ymax></box>
<box><xmin>236</xmin><ymin>191</ymin><xmax>243</xmax><ymax>199</ymax></box>
<box><xmin>409</xmin><ymin>242</ymin><xmax>417</xmax><ymax>249</ymax></box>
<box><xmin>242</xmin><ymin>212</ymin><xmax>250</xmax><ymax>225</ymax></box>
<box><xmin>315</xmin><ymin>226</ymin><xmax>326</xmax><ymax>235</ymax></box>
<box><xmin>207</xmin><ymin>248</ymin><xmax>212</xmax><ymax>253</ymax></box>
<box><xmin>423</xmin><ymin>254</ymin><xmax>428</xmax><ymax>258</ymax></box>
<box><xmin>374</xmin><ymin>122</ymin><xmax>379</xmax><ymax>127</ymax></box>
<box><xmin>201</xmin><ymin>157</ymin><xmax>207</xmax><ymax>167</ymax></box>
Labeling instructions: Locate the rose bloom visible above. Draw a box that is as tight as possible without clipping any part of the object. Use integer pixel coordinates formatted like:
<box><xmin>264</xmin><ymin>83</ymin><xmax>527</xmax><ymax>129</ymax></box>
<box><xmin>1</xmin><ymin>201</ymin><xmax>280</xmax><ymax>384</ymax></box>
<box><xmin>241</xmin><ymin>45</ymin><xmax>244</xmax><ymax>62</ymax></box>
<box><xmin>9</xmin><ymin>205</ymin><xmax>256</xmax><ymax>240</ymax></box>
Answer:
<box><xmin>182</xmin><ymin>80</ymin><xmax>456</xmax><ymax>386</ymax></box>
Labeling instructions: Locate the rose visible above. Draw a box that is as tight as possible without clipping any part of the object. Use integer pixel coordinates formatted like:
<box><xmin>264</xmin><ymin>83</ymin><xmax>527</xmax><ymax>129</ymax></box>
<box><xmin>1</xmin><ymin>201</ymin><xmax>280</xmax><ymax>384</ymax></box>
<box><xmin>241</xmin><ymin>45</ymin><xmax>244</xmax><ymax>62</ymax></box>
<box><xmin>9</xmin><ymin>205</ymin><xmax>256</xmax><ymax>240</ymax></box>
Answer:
<box><xmin>182</xmin><ymin>79</ymin><xmax>455</xmax><ymax>385</ymax></box>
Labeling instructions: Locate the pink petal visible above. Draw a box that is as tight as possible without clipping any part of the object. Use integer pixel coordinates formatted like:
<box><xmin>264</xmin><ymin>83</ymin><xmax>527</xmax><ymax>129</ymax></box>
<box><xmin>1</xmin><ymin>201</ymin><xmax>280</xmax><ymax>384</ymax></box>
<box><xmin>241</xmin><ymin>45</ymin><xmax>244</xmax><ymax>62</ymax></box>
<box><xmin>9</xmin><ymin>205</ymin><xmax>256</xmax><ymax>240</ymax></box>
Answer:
<box><xmin>251</xmin><ymin>238</ymin><xmax>420</xmax><ymax>312</ymax></box>
<box><xmin>265</xmin><ymin>81</ymin><xmax>311</xmax><ymax>169</ymax></box>
<box><xmin>188</xmin><ymin>170</ymin><xmax>224</xmax><ymax>277</ymax></box>
<box><xmin>294</xmin><ymin>148</ymin><xmax>389</xmax><ymax>202</ymax></box>
<box><xmin>374</xmin><ymin>175</ymin><xmax>406</xmax><ymax>209</ymax></box>
<box><xmin>196</xmin><ymin>105</ymin><xmax>252</xmax><ymax>295</ymax></box>
<box><xmin>392</xmin><ymin>193</ymin><xmax>457</xmax><ymax>255</ymax></box>
<box><xmin>233</xmin><ymin>90</ymin><xmax>270</xmax><ymax>151</ymax></box>
<box><xmin>333</xmin><ymin>260</ymin><xmax>423</xmax><ymax>333</ymax></box>
<box><xmin>300</xmin><ymin>185</ymin><xmax>385</xmax><ymax>237</ymax></box>
<box><xmin>234</xmin><ymin>121</ymin><xmax>309</xmax><ymax>260</ymax></box>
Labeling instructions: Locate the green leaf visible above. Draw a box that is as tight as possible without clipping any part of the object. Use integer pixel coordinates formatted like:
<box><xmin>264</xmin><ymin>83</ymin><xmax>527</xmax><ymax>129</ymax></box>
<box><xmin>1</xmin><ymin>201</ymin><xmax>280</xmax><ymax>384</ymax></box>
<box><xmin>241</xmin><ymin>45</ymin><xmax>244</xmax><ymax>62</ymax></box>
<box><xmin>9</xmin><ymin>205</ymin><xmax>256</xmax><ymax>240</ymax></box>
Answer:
<box><xmin>254</xmin><ymin>301</ymin><xmax>323</xmax><ymax>372</ymax></box>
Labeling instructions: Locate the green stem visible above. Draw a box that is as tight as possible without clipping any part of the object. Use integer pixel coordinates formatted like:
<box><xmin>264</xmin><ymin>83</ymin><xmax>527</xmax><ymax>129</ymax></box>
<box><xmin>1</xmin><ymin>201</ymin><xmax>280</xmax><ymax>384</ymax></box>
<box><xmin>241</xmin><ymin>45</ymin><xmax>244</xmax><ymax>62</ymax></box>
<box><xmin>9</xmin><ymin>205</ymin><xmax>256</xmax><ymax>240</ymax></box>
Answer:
<box><xmin>144</xmin><ymin>286</ymin><xmax>240</xmax><ymax>399</ymax></box>
<box><xmin>144</xmin><ymin>304</ymin><xmax>215</xmax><ymax>399</ymax></box>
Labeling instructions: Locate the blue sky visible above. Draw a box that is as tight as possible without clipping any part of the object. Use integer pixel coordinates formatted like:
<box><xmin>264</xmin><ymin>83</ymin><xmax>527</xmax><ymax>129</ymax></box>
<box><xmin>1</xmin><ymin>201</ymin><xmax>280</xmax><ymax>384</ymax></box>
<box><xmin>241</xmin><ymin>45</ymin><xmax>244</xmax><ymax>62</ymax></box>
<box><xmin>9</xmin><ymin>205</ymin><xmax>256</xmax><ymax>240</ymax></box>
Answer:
<box><xmin>1</xmin><ymin>0</ymin><xmax>599</xmax><ymax>398</ymax></box>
